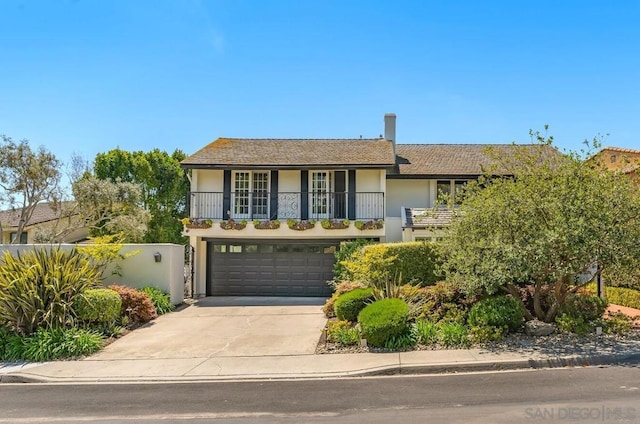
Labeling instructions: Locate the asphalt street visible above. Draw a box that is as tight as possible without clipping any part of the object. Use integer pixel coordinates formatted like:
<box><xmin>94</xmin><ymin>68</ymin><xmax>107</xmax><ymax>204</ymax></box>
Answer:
<box><xmin>1</xmin><ymin>365</ymin><xmax>639</xmax><ymax>423</ymax></box>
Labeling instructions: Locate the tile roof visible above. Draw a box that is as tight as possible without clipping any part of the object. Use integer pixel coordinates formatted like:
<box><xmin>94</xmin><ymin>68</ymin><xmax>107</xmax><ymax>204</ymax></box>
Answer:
<box><xmin>404</xmin><ymin>207</ymin><xmax>454</xmax><ymax>228</ymax></box>
<box><xmin>394</xmin><ymin>144</ymin><xmax>558</xmax><ymax>176</ymax></box>
<box><xmin>181</xmin><ymin>138</ymin><xmax>396</xmax><ymax>168</ymax></box>
<box><xmin>0</xmin><ymin>202</ymin><xmax>76</xmax><ymax>228</ymax></box>
<box><xmin>599</xmin><ymin>146</ymin><xmax>640</xmax><ymax>154</ymax></box>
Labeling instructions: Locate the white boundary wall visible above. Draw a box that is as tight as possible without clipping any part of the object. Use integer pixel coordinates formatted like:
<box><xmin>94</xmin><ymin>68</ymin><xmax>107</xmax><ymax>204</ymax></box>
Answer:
<box><xmin>0</xmin><ymin>244</ymin><xmax>185</xmax><ymax>305</ymax></box>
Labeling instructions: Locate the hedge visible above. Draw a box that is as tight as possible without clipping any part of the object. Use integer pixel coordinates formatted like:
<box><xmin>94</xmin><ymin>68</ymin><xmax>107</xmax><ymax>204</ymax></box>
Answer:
<box><xmin>358</xmin><ymin>298</ymin><xmax>410</xmax><ymax>347</ymax></box>
<box><xmin>341</xmin><ymin>242</ymin><xmax>441</xmax><ymax>286</ymax></box>
<box><xmin>334</xmin><ymin>288</ymin><xmax>374</xmax><ymax>322</ymax></box>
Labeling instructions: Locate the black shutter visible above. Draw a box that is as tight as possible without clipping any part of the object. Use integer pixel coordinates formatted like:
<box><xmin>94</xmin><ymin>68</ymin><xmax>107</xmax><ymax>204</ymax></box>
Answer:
<box><xmin>301</xmin><ymin>170</ymin><xmax>308</xmax><ymax>220</ymax></box>
<box><xmin>223</xmin><ymin>170</ymin><xmax>232</xmax><ymax>219</ymax></box>
<box><xmin>334</xmin><ymin>171</ymin><xmax>346</xmax><ymax>219</ymax></box>
<box><xmin>348</xmin><ymin>169</ymin><xmax>356</xmax><ymax>220</ymax></box>
<box><xmin>270</xmin><ymin>171</ymin><xmax>278</xmax><ymax>220</ymax></box>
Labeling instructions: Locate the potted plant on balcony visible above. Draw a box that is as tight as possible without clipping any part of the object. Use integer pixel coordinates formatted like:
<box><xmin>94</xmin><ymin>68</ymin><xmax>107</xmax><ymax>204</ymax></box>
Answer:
<box><xmin>181</xmin><ymin>218</ymin><xmax>213</xmax><ymax>230</ymax></box>
<box><xmin>220</xmin><ymin>211</ymin><xmax>247</xmax><ymax>230</ymax></box>
<box><xmin>287</xmin><ymin>219</ymin><xmax>316</xmax><ymax>231</ymax></box>
<box><xmin>320</xmin><ymin>219</ymin><xmax>350</xmax><ymax>229</ymax></box>
<box><xmin>354</xmin><ymin>219</ymin><xmax>384</xmax><ymax>230</ymax></box>
<box><xmin>253</xmin><ymin>219</ymin><xmax>281</xmax><ymax>229</ymax></box>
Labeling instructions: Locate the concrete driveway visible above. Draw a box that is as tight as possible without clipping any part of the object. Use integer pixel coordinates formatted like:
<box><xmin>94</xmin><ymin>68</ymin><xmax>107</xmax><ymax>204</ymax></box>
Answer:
<box><xmin>91</xmin><ymin>297</ymin><xmax>328</xmax><ymax>360</ymax></box>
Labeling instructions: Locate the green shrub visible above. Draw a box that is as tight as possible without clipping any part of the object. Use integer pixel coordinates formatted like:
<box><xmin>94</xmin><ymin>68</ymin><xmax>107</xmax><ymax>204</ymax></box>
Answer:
<box><xmin>412</xmin><ymin>320</ymin><xmax>438</xmax><ymax>345</ymax></box>
<box><xmin>358</xmin><ymin>298</ymin><xmax>409</xmax><ymax>348</ymax></box>
<box><xmin>436</xmin><ymin>321</ymin><xmax>469</xmax><ymax>347</ymax></box>
<box><xmin>556</xmin><ymin>314</ymin><xmax>592</xmax><ymax>336</ymax></box>
<box><xmin>74</xmin><ymin>288</ymin><xmax>122</xmax><ymax>324</ymax></box>
<box><xmin>322</xmin><ymin>281</ymin><xmax>367</xmax><ymax>318</ymax></box>
<box><xmin>332</xmin><ymin>239</ymin><xmax>374</xmax><ymax>282</ymax></box>
<box><xmin>469</xmin><ymin>323</ymin><xmax>506</xmax><ymax>343</ymax></box>
<box><xmin>108</xmin><ymin>285</ymin><xmax>157</xmax><ymax>324</ymax></box>
<box><xmin>558</xmin><ymin>293</ymin><xmax>608</xmax><ymax>322</ymax></box>
<box><xmin>334</xmin><ymin>288</ymin><xmax>374</xmax><ymax>322</ymax></box>
<box><xmin>341</xmin><ymin>242</ymin><xmax>442</xmax><ymax>287</ymax></box>
<box><xmin>603</xmin><ymin>286</ymin><xmax>640</xmax><ymax>310</ymax></box>
<box><xmin>384</xmin><ymin>330</ymin><xmax>417</xmax><ymax>350</ymax></box>
<box><xmin>468</xmin><ymin>296</ymin><xmax>524</xmax><ymax>334</ymax></box>
<box><xmin>603</xmin><ymin>311</ymin><xmax>634</xmax><ymax>335</ymax></box>
<box><xmin>602</xmin><ymin>263</ymin><xmax>640</xmax><ymax>290</ymax></box>
<box><xmin>141</xmin><ymin>286</ymin><xmax>175</xmax><ymax>315</ymax></box>
<box><xmin>326</xmin><ymin>320</ymin><xmax>360</xmax><ymax>346</ymax></box>
<box><xmin>419</xmin><ymin>281</ymin><xmax>471</xmax><ymax>323</ymax></box>
<box><xmin>0</xmin><ymin>247</ymin><xmax>102</xmax><ymax>335</ymax></box>
<box><xmin>0</xmin><ymin>327</ymin><xmax>104</xmax><ymax>361</ymax></box>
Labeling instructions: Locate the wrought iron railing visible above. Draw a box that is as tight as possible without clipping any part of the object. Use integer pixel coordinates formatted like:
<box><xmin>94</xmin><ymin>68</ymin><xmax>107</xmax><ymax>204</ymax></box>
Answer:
<box><xmin>189</xmin><ymin>192</ymin><xmax>384</xmax><ymax>221</ymax></box>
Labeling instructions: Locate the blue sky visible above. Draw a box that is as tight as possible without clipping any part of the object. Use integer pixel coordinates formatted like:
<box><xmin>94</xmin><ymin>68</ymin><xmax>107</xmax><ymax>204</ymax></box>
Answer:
<box><xmin>1</xmin><ymin>0</ymin><xmax>639</xmax><ymax>166</ymax></box>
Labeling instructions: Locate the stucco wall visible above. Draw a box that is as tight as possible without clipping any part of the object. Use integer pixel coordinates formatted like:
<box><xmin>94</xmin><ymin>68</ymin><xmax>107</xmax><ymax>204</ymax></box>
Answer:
<box><xmin>355</xmin><ymin>169</ymin><xmax>384</xmax><ymax>192</ymax></box>
<box><xmin>386</xmin><ymin>179</ymin><xmax>431</xmax><ymax>218</ymax></box>
<box><xmin>194</xmin><ymin>169</ymin><xmax>224</xmax><ymax>192</ymax></box>
<box><xmin>0</xmin><ymin>243</ymin><xmax>185</xmax><ymax>305</ymax></box>
<box><xmin>279</xmin><ymin>170</ymin><xmax>300</xmax><ymax>192</ymax></box>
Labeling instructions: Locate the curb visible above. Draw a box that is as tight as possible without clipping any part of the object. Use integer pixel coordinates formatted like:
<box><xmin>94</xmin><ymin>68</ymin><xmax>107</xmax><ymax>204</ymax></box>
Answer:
<box><xmin>2</xmin><ymin>352</ymin><xmax>639</xmax><ymax>384</ymax></box>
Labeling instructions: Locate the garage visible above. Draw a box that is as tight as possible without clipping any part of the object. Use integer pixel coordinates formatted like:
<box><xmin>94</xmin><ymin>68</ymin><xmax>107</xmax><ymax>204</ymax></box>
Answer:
<box><xmin>206</xmin><ymin>240</ymin><xmax>339</xmax><ymax>297</ymax></box>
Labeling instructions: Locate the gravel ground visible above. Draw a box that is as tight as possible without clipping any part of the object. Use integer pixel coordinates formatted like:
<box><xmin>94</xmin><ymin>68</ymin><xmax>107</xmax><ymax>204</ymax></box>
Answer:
<box><xmin>316</xmin><ymin>328</ymin><xmax>640</xmax><ymax>356</ymax></box>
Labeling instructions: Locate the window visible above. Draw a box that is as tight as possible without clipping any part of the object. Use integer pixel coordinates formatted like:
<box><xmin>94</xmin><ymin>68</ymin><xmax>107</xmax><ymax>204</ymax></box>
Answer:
<box><xmin>229</xmin><ymin>244</ymin><xmax>242</xmax><ymax>253</ymax></box>
<box><xmin>453</xmin><ymin>180</ymin><xmax>469</xmax><ymax>205</ymax></box>
<box><xmin>436</xmin><ymin>180</ymin><xmax>452</xmax><ymax>205</ymax></box>
<box><xmin>233</xmin><ymin>171</ymin><xmax>269</xmax><ymax>219</ymax></box>
<box><xmin>611</xmin><ymin>155</ymin><xmax>617</xmax><ymax>163</ymax></box>
<box><xmin>10</xmin><ymin>232</ymin><xmax>27</xmax><ymax>244</ymax></box>
<box><xmin>437</xmin><ymin>180</ymin><xmax>470</xmax><ymax>206</ymax></box>
<box><xmin>311</xmin><ymin>171</ymin><xmax>333</xmax><ymax>218</ymax></box>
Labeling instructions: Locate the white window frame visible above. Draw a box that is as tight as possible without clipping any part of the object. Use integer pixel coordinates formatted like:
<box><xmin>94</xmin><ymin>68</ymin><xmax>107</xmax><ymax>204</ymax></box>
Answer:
<box><xmin>232</xmin><ymin>171</ymin><xmax>269</xmax><ymax>219</ymax></box>
<box><xmin>310</xmin><ymin>171</ymin><xmax>333</xmax><ymax>219</ymax></box>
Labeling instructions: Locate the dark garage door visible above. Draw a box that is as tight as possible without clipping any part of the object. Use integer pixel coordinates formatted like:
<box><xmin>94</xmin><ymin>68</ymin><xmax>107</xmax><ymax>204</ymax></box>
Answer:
<box><xmin>207</xmin><ymin>240</ymin><xmax>338</xmax><ymax>297</ymax></box>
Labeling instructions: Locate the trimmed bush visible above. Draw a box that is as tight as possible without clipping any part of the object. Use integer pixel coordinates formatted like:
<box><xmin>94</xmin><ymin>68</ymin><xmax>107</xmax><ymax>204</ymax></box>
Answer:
<box><xmin>322</xmin><ymin>281</ymin><xmax>367</xmax><ymax>318</ymax></box>
<box><xmin>334</xmin><ymin>288</ymin><xmax>374</xmax><ymax>322</ymax></box>
<box><xmin>357</xmin><ymin>298</ymin><xmax>410</xmax><ymax>348</ymax></box>
<box><xmin>603</xmin><ymin>286</ymin><xmax>640</xmax><ymax>310</ymax></box>
<box><xmin>468</xmin><ymin>296</ymin><xmax>524</xmax><ymax>334</ymax></box>
<box><xmin>0</xmin><ymin>247</ymin><xmax>102</xmax><ymax>334</ymax></box>
<box><xmin>141</xmin><ymin>286</ymin><xmax>175</xmax><ymax>315</ymax></box>
<box><xmin>332</xmin><ymin>239</ymin><xmax>374</xmax><ymax>282</ymax></box>
<box><xmin>341</xmin><ymin>242</ymin><xmax>442</xmax><ymax>286</ymax></box>
<box><xmin>109</xmin><ymin>285</ymin><xmax>157</xmax><ymax>324</ymax></box>
<box><xmin>74</xmin><ymin>288</ymin><xmax>122</xmax><ymax>324</ymax></box>
<box><xmin>558</xmin><ymin>293</ymin><xmax>608</xmax><ymax>322</ymax></box>
<box><xmin>0</xmin><ymin>327</ymin><xmax>104</xmax><ymax>361</ymax></box>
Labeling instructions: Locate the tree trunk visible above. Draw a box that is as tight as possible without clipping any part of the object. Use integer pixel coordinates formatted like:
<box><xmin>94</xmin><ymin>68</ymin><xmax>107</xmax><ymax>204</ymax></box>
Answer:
<box><xmin>505</xmin><ymin>283</ymin><xmax>534</xmax><ymax>321</ymax></box>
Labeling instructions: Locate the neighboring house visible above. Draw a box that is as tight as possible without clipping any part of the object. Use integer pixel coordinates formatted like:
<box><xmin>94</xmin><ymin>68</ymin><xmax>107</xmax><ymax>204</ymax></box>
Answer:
<box><xmin>181</xmin><ymin>113</ymin><xmax>551</xmax><ymax>297</ymax></box>
<box><xmin>0</xmin><ymin>202</ymin><xmax>88</xmax><ymax>244</ymax></box>
<box><xmin>591</xmin><ymin>147</ymin><xmax>640</xmax><ymax>179</ymax></box>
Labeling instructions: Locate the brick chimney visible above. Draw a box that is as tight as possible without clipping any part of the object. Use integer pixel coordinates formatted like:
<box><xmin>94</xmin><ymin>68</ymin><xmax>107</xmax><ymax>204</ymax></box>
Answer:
<box><xmin>384</xmin><ymin>113</ymin><xmax>396</xmax><ymax>159</ymax></box>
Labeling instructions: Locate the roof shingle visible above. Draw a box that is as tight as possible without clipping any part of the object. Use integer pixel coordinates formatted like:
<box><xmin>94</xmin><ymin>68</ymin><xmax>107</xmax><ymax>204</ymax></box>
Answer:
<box><xmin>181</xmin><ymin>138</ymin><xmax>396</xmax><ymax>168</ymax></box>
<box><xmin>394</xmin><ymin>144</ymin><xmax>557</xmax><ymax>176</ymax></box>
<box><xmin>0</xmin><ymin>202</ymin><xmax>75</xmax><ymax>228</ymax></box>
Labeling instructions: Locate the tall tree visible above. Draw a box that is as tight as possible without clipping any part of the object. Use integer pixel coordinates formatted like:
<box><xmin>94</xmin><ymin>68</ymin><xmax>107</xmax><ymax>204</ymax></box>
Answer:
<box><xmin>440</xmin><ymin>134</ymin><xmax>640</xmax><ymax>322</ymax></box>
<box><xmin>0</xmin><ymin>135</ymin><xmax>61</xmax><ymax>243</ymax></box>
<box><xmin>94</xmin><ymin>148</ymin><xmax>189</xmax><ymax>244</ymax></box>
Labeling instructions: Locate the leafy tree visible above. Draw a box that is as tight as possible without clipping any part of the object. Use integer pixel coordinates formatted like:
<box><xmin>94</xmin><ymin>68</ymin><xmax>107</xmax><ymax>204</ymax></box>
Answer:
<box><xmin>33</xmin><ymin>176</ymin><xmax>150</xmax><ymax>243</ymax></box>
<box><xmin>0</xmin><ymin>135</ymin><xmax>61</xmax><ymax>243</ymax></box>
<box><xmin>440</xmin><ymin>132</ymin><xmax>640</xmax><ymax>322</ymax></box>
<box><xmin>94</xmin><ymin>148</ymin><xmax>189</xmax><ymax>244</ymax></box>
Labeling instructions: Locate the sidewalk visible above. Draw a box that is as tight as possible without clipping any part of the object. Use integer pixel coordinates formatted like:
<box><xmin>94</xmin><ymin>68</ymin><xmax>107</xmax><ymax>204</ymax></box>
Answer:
<box><xmin>3</xmin><ymin>345</ymin><xmax>640</xmax><ymax>384</ymax></box>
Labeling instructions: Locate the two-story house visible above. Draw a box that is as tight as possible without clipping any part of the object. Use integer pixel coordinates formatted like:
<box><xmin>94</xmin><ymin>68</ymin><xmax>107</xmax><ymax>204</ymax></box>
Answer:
<box><xmin>181</xmin><ymin>114</ymin><xmax>547</xmax><ymax>297</ymax></box>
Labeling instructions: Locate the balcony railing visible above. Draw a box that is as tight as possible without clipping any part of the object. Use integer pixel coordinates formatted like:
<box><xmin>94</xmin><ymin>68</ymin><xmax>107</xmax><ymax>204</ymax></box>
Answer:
<box><xmin>189</xmin><ymin>191</ymin><xmax>384</xmax><ymax>221</ymax></box>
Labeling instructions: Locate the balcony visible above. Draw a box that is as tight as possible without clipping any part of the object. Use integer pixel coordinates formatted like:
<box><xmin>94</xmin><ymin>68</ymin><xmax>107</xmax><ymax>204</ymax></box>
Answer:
<box><xmin>189</xmin><ymin>191</ymin><xmax>384</xmax><ymax>221</ymax></box>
